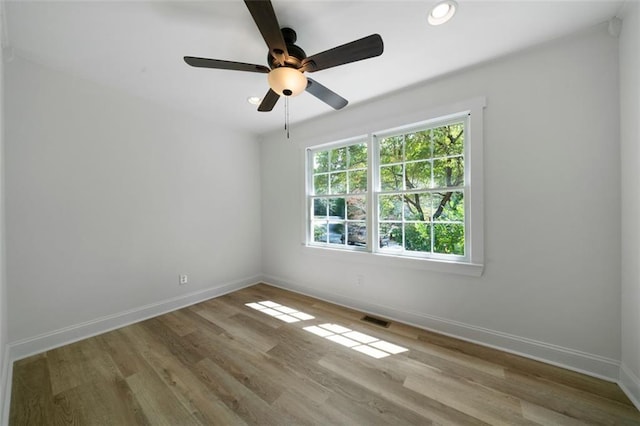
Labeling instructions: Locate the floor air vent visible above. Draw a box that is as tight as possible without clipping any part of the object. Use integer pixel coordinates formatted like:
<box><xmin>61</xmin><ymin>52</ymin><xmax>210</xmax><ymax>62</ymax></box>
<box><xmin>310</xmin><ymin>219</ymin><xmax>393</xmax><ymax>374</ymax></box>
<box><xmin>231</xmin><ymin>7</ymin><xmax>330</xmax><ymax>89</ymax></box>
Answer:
<box><xmin>361</xmin><ymin>315</ymin><xmax>390</xmax><ymax>328</ymax></box>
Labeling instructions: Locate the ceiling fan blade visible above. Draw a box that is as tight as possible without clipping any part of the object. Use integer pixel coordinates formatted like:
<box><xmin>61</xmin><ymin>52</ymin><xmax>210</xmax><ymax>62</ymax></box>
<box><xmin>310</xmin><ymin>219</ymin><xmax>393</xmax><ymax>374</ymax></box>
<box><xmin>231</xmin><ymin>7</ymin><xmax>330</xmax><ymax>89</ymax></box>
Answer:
<box><xmin>305</xmin><ymin>78</ymin><xmax>348</xmax><ymax>110</ymax></box>
<box><xmin>258</xmin><ymin>89</ymin><xmax>280</xmax><ymax>112</ymax></box>
<box><xmin>301</xmin><ymin>34</ymin><xmax>383</xmax><ymax>73</ymax></box>
<box><xmin>184</xmin><ymin>57</ymin><xmax>270</xmax><ymax>73</ymax></box>
<box><xmin>244</xmin><ymin>0</ymin><xmax>288</xmax><ymax>65</ymax></box>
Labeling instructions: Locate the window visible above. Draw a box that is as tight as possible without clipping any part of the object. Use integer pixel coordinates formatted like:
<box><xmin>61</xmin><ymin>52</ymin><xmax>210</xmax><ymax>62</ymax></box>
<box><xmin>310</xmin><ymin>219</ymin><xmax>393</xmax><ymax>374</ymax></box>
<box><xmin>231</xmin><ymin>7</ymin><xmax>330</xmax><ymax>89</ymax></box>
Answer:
<box><xmin>305</xmin><ymin>98</ymin><xmax>484</xmax><ymax>274</ymax></box>
<box><xmin>377</xmin><ymin>120</ymin><xmax>465</xmax><ymax>257</ymax></box>
<box><xmin>310</xmin><ymin>141</ymin><xmax>368</xmax><ymax>246</ymax></box>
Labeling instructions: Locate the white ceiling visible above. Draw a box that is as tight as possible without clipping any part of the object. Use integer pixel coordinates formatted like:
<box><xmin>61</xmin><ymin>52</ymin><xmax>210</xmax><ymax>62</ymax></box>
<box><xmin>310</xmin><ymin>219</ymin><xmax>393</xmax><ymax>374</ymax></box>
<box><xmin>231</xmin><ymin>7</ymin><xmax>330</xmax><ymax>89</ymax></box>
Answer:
<box><xmin>3</xmin><ymin>0</ymin><xmax>626</xmax><ymax>135</ymax></box>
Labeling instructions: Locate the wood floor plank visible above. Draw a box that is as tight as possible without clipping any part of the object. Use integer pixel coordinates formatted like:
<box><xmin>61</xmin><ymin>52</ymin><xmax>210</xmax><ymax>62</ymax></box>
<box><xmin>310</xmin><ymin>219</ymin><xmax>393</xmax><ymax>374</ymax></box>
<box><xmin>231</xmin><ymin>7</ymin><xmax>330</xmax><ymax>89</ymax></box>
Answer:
<box><xmin>121</xmin><ymin>323</ymin><xmax>248</xmax><ymax>425</ymax></box>
<box><xmin>9</xmin><ymin>283</ymin><xmax>640</xmax><ymax>425</ymax></box>
<box><xmin>418</xmin><ymin>328</ymin><xmax>633</xmax><ymax>406</ymax></box>
<box><xmin>197</xmin><ymin>296</ymin><xmax>249</xmax><ymax>319</ymax></box>
<box><xmin>183</xmin><ymin>305</ymin><xmax>227</xmax><ymax>334</ymax></box>
<box><xmin>145</xmin><ymin>352</ymin><xmax>246</xmax><ymax>424</ymax></box>
<box><xmin>55</xmin><ymin>378</ymin><xmax>150</xmax><ymax>426</ymax></box>
<box><xmin>9</xmin><ymin>356</ymin><xmax>57</xmax><ymax>425</ymax></box>
<box><xmin>95</xmin><ymin>329</ymin><xmax>149</xmax><ymax>378</ymax></box>
<box><xmin>271</xmin><ymin>390</ymin><xmax>349</xmax><ymax>426</ymax></box>
<box><xmin>194</xmin><ymin>309</ymin><xmax>279</xmax><ymax>353</ymax></box>
<box><xmin>194</xmin><ymin>357</ymin><xmax>292</xmax><ymax>425</ymax></box>
<box><xmin>139</xmin><ymin>317</ymin><xmax>204</xmax><ymax>366</ymax></box>
<box><xmin>403</xmin><ymin>366</ymin><xmax>537</xmax><ymax>425</ymax></box>
<box><xmin>400</xmin><ymin>346</ymin><xmax>638</xmax><ymax>425</ymax></box>
<box><xmin>183</xmin><ymin>330</ymin><xmax>287</xmax><ymax>405</ymax></box>
<box><xmin>318</xmin><ymin>350</ymin><xmax>489</xmax><ymax>425</ymax></box>
<box><xmin>157</xmin><ymin>310</ymin><xmax>199</xmax><ymax>337</ymax></box>
<box><xmin>521</xmin><ymin>400</ymin><xmax>593</xmax><ymax>426</ymax></box>
<box><xmin>126</xmin><ymin>368</ymin><xmax>202</xmax><ymax>425</ymax></box>
<box><xmin>266</xmin><ymin>340</ymin><xmax>430</xmax><ymax>424</ymax></box>
<box><xmin>46</xmin><ymin>338</ymin><xmax>121</xmax><ymax>396</ymax></box>
<box><xmin>182</xmin><ymin>316</ymin><xmax>334</xmax><ymax>407</ymax></box>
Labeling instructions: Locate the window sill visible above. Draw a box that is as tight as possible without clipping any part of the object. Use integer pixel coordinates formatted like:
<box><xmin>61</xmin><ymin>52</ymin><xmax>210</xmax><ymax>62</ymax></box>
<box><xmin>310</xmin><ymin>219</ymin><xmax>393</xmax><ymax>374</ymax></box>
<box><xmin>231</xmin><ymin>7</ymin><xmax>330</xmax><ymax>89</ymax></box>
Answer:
<box><xmin>301</xmin><ymin>244</ymin><xmax>484</xmax><ymax>277</ymax></box>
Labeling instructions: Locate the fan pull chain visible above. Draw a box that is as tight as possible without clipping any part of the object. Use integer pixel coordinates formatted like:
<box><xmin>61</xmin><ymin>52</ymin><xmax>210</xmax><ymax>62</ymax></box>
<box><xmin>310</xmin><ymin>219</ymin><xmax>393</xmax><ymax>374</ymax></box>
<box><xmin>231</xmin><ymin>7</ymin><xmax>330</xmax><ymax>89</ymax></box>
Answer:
<box><xmin>284</xmin><ymin>97</ymin><xmax>290</xmax><ymax>139</ymax></box>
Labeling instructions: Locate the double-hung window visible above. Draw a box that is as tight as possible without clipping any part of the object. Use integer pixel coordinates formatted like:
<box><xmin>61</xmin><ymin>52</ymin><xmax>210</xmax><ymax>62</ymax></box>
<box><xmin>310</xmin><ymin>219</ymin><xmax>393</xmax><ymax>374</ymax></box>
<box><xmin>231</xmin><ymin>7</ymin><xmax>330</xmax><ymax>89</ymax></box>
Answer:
<box><xmin>310</xmin><ymin>140</ymin><xmax>368</xmax><ymax>247</ymax></box>
<box><xmin>376</xmin><ymin>118</ymin><xmax>466</xmax><ymax>258</ymax></box>
<box><xmin>306</xmin><ymin>98</ymin><xmax>484</xmax><ymax>274</ymax></box>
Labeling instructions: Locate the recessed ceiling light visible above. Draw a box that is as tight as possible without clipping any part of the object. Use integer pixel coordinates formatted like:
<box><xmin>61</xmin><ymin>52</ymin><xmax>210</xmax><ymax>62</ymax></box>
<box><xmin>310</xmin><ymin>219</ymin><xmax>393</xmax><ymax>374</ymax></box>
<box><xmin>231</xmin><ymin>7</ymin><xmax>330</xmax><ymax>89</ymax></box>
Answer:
<box><xmin>247</xmin><ymin>96</ymin><xmax>261</xmax><ymax>105</ymax></box>
<box><xmin>428</xmin><ymin>0</ymin><xmax>457</xmax><ymax>26</ymax></box>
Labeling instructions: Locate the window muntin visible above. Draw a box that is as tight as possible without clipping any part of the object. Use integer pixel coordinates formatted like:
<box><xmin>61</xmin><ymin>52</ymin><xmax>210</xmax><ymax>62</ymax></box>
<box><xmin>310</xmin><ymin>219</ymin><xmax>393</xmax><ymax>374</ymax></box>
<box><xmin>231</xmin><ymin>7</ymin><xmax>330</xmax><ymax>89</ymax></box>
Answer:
<box><xmin>310</xmin><ymin>141</ymin><xmax>368</xmax><ymax>247</ymax></box>
<box><xmin>376</xmin><ymin>120</ymin><xmax>466</xmax><ymax>257</ymax></box>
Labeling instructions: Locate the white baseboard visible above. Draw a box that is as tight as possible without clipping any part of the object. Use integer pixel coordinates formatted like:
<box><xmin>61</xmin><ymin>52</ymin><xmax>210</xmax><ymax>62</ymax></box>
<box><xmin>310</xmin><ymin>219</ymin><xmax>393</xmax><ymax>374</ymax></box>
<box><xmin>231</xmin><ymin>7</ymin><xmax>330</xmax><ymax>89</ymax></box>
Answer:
<box><xmin>8</xmin><ymin>275</ymin><xmax>260</xmax><ymax>362</ymax></box>
<box><xmin>262</xmin><ymin>274</ymin><xmax>621</xmax><ymax>382</ymax></box>
<box><xmin>620</xmin><ymin>363</ymin><xmax>640</xmax><ymax>410</ymax></box>
<box><xmin>1</xmin><ymin>345</ymin><xmax>11</xmax><ymax>426</ymax></box>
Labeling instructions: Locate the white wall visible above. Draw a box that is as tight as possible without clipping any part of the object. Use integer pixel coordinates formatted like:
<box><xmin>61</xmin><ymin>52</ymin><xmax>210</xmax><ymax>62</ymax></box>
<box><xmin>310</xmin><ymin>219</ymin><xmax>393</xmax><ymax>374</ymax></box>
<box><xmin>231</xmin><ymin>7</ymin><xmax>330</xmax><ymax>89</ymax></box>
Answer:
<box><xmin>0</xmin><ymin>12</ymin><xmax>7</xmax><ymax>418</ymax></box>
<box><xmin>261</xmin><ymin>25</ymin><xmax>622</xmax><ymax>378</ymax></box>
<box><xmin>620</xmin><ymin>1</ymin><xmax>640</xmax><ymax>406</ymax></box>
<box><xmin>4</xmin><ymin>56</ymin><xmax>262</xmax><ymax>347</ymax></box>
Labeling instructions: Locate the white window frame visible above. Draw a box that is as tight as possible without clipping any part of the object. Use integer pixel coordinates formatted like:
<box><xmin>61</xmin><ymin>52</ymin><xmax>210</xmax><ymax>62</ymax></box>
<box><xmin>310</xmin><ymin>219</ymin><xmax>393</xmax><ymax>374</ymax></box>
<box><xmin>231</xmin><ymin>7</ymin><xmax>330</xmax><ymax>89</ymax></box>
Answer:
<box><xmin>372</xmin><ymin>114</ymin><xmax>468</xmax><ymax>261</ymax></box>
<box><xmin>303</xmin><ymin>97</ymin><xmax>485</xmax><ymax>276</ymax></box>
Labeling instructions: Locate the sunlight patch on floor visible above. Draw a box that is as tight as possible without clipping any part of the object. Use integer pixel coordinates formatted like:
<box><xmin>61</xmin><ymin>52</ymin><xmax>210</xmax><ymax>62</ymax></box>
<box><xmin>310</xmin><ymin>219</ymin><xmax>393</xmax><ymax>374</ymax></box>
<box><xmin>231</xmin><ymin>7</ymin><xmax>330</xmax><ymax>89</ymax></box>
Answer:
<box><xmin>304</xmin><ymin>323</ymin><xmax>409</xmax><ymax>359</ymax></box>
<box><xmin>245</xmin><ymin>301</ymin><xmax>316</xmax><ymax>323</ymax></box>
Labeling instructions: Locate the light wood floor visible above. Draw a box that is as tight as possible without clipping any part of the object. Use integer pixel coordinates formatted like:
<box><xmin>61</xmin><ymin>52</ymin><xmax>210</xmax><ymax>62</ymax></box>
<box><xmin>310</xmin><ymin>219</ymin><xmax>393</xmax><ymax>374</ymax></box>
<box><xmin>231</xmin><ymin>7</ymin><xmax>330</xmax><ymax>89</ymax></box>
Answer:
<box><xmin>9</xmin><ymin>283</ymin><xmax>640</xmax><ymax>425</ymax></box>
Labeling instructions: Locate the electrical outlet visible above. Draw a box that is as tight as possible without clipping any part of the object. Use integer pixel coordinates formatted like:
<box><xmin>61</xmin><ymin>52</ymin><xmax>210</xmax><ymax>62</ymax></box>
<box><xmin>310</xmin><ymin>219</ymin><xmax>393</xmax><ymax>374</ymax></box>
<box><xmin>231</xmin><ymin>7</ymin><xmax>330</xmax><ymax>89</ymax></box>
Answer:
<box><xmin>356</xmin><ymin>274</ymin><xmax>364</xmax><ymax>286</ymax></box>
<box><xmin>179</xmin><ymin>274</ymin><xmax>188</xmax><ymax>285</ymax></box>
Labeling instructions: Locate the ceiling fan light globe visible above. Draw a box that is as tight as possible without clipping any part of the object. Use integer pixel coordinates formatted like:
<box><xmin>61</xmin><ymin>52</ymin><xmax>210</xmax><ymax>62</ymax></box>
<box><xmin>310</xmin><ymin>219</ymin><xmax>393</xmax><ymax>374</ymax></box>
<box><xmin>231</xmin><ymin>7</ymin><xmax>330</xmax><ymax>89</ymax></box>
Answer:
<box><xmin>268</xmin><ymin>67</ymin><xmax>308</xmax><ymax>97</ymax></box>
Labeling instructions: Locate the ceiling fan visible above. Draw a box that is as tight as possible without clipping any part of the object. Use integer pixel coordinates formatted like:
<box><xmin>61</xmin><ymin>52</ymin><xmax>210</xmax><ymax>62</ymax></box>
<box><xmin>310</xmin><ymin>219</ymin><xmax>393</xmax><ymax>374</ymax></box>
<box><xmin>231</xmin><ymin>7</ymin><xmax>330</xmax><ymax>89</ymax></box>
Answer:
<box><xmin>184</xmin><ymin>0</ymin><xmax>384</xmax><ymax>112</ymax></box>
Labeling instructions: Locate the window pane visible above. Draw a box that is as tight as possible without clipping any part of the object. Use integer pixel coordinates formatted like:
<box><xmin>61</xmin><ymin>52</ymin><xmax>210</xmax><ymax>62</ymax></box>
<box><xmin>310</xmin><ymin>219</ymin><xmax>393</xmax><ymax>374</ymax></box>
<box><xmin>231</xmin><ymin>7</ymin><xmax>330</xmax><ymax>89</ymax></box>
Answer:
<box><xmin>433</xmin><ymin>223</ymin><xmax>464</xmax><ymax>255</ymax></box>
<box><xmin>314</xmin><ymin>151</ymin><xmax>329</xmax><ymax>173</ymax></box>
<box><xmin>330</xmin><ymin>147</ymin><xmax>347</xmax><ymax>171</ymax></box>
<box><xmin>314</xmin><ymin>174</ymin><xmax>328</xmax><ymax>195</ymax></box>
<box><xmin>313</xmin><ymin>223</ymin><xmax>327</xmax><ymax>243</ymax></box>
<box><xmin>432</xmin><ymin>191</ymin><xmax>464</xmax><ymax>222</ymax></box>
<box><xmin>328</xmin><ymin>198</ymin><xmax>345</xmax><ymax>218</ymax></box>
<box><xmin>328</xmin><ymin>223</ymin><xmax>345</xmax><ymax>245</ymax></box>
<box><xmin>313</xmin><ymin>198</ymin><xmax>328</xmax><ymax>218</ymax></box>
<box><xmin>347</xmin><ymin>196</ymin><xmax>366</xmax><ymax>220</ymax></box>
<box><xmin>405</xmin><ymin>223</ymin><xmax>431</xmax><ymax>253</ymax></box>
<box><xmin>380</xmin><ymin>165</ymin><xmax>403</xmax><ymax>191</ymax></box>
<box><xmin>403</xmin><ymin>193</ymin><xmax>432</xmax><ymax>221</ymax></box>
<box><xmin>347</xmin><ymin>222</ymin><xmax>367</xmax><ymax>246</ymax></box>
<box><xmin>379</xmin><ymin>195</ymin><xmax>403</xmax><ymax>220</ymax></box>
<box><xmin>330</xmin><ymin>172</ymin><xmax>347</xmax><ymax>194</ymax></box>
<box><xmin>379</xmin><ymin>223</ymin><xmax>401</xmax><ymax>248</ymax></box>
<box><xmin>405</xmin><ymin>131</ymin><xmax>430</xmax><ymax>161</ymax></box>
<box><xmin>433</xmin><ymin>123</ymin><xmax>464</xmax><ymax>157</ymax></box>
<box><xmin>405</xmin><ymin>161</ymin><xmax>431</xmax><ymax>189</ymax></box>
<box><xmin>348</xmin><ymin>143</ymin><xmax>367</xmax><ymax>169</ymax></box>
<box><xmin>348</xmin><ymin>170</ymin><xmax>367</xmax><ymax>193</ymax></box>
<box><xmin>433</xmin><ymin>156</ymin><xmax>463</xmax><ymax>188</ymax></box>
<box><xmin>380</xmin><ymin>136</ymin><xmax>403</xmax><ymax>164</ymax></box>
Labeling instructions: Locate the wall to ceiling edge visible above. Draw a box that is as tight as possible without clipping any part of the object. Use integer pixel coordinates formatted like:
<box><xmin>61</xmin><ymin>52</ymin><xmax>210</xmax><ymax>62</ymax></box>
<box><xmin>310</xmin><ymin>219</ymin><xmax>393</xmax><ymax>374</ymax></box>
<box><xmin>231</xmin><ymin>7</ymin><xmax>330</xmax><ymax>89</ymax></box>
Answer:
<box><xmin>260</xmin><ymin>23</ymin><xmax>625</xmax><ymax>382</ymax></box>
<box><xmin>620</xmin><ymin>1</ymin><xmax>640</xmax><ymax>409</ymax></box>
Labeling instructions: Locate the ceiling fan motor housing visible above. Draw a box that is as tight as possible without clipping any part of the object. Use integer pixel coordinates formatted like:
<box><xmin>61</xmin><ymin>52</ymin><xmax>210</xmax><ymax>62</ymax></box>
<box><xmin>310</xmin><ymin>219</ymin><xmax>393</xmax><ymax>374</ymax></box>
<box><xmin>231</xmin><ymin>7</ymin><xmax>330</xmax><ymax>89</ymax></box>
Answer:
<box><xmin>268</xmin><ymin>27</ymin><xmax>307</xmax><ymax>69</ymax></box>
